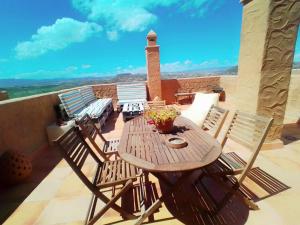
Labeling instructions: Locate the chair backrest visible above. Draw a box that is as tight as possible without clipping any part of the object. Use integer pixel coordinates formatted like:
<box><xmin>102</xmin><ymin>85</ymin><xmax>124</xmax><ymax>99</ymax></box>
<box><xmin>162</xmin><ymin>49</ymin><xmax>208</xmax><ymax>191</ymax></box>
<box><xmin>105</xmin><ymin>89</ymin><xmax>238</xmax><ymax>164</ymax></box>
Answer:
<box><xmin>76</xmin><ymin>114</ymin><xmax>108</xmax><ymax>160</ymax></box>
<box><xmin>58</xmin><ymin>90</ymin><xmax>85</xmax><ymax>118</ymax></box>
<box><xmin>147</xmin><ymin>100</ymin><xmax>166</xmax><ymax>110</ymax></box>
<box><xmin>202</xmin><ymin>105</ymin><xmax>229</xmax><ymax>138</ymax></box>
<box><xmin>79</xmin><ymin>86</ymin><xmax>97</xmax><ymax>105</ymax></box>
<box><xmin>221</xmin><ymin>111</ymin><xmax>273</xmax><ymax>184</ymax></box>
<box><xmin>55</xmin><ymin>127</ymin><xmax>102</xmax><ymax>192</ymax></box>
<box><xmin>117</xmin><ymin>82</ymin><xmax>147</xmax><ymax>104</ymax></box>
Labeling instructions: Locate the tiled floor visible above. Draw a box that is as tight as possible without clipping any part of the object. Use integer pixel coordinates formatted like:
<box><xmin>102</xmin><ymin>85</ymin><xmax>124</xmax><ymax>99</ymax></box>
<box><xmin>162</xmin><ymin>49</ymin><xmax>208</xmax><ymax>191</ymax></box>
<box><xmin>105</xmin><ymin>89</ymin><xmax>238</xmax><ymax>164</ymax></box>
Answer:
<box><xmin>1</xmin><ymin>102</ymin><xmax>300</xmax><ymax>225</ymax></box>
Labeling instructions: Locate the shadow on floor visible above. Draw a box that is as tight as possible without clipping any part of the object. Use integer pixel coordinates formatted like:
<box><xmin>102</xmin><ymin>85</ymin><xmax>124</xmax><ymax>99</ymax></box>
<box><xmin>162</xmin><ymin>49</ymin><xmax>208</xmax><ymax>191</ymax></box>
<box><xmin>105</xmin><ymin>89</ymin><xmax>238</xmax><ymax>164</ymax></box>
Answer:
<box><xmin>240</xmin><ymin>167</ymin><xmax>290</xmax><ymax>202</ymax></box>
<box><xmin>150</xmin><ymin>165</ymin><xmax>289</xmax><ymax>225</ymax></box>
<box><xmin>101</xmin><ymin>111</ymin><xmax>120</xmax><ymax>134</ymax></box>
<box><xmin>281</xmin><ymin>123</ymin><xmax>300</xmax><ymax>145</ymax></box>
<box><xmin>162</xmin><ymin>176</ymin><xmax>249</xmax><ymax>225</ymax></box>
<box><xmin>0</xmin><ymin>148</ymin><xmax>62</xmax><ymax>224</ymax></box>
<box><xmin>219</xmin><ymin>153</ymin><xmax>290</xmax><ymax>203</ymax></box>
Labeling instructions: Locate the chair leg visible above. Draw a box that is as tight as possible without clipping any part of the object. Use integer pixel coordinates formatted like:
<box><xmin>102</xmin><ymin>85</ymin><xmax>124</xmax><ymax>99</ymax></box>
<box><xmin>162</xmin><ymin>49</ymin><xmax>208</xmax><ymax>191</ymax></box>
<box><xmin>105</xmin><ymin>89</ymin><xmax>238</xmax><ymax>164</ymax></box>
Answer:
<box><xmin>88</xmin><ymin>180</ymin><xmax>136</xmax><ymax>225</ymax></box>
<box><xmin>196</xmin><ymin>171</ymin><xmax>240</xmax><ymax>213</ymax></box>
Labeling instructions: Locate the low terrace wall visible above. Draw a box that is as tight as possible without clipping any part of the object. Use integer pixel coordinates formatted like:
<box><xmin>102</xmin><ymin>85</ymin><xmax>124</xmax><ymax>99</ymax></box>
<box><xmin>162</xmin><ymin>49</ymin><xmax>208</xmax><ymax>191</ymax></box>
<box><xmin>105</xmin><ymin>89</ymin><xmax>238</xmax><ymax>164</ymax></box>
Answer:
<box><xmin>161</xmin><ymin>76</ymin><xmax>222</xmax><ymax>104</ymax></box>
<box><xmin>0</xmin><ymin>74</ymin><xmax>298</xmax><ymax>157</ymax></box>
<box><xmin>0</xmin><ymin>83</ymin><xmax>119</xmax><ymax>157</ymax></box>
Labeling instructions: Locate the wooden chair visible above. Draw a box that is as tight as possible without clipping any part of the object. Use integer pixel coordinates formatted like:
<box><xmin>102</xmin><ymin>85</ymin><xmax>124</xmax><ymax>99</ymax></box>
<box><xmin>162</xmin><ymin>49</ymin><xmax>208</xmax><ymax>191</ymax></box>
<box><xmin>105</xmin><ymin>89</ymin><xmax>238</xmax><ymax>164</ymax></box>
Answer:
<box><xmin>146</xmin><ymin>100</ymin><xmax>166</xmax><ymax>110</ymax></box>
<box><xmin>202</xmin><ymin>105</ymin><xmax>229</xmax><ymax>138</ymax></box>
<box><xmin>77</xmin><ymin>114</ymin><xmax>119</xmax><ymax>161</ymax></box>
<box><xmin>198</xmin><ymin>111</ymin><xmax>273</xmax><ymax>211</ymax></box>
<box><xmin>55</xmin><ymin>127</ymin><xmax>141</xmax><ymax>225</ymax></box>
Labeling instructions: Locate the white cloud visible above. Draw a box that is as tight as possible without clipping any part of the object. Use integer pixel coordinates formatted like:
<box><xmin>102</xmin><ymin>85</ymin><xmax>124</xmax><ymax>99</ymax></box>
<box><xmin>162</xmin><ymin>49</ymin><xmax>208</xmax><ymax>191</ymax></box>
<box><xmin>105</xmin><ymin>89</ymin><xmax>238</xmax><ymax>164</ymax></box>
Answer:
<box><xmin>15</xmin><ymin>17</ymin><xmax>102</xmax><ymax>59</ymax></box>
<box><xmin>160</xmin><ymin>59</ymin><xmax>231</xmax><ymax>72</ymax></box>
<box><xmin>6</xmin><ymin>67</ymin><xmax>106</xmax><ymax>80</ymax></box>
<box><xmin>82</xmin><ymin>64</ymin><xmax>92</xmax><ymax>69</ymax></box>
<box><xmin>115</xmin><ymin>65</ymin><xmax>146</xmax><ymax>74</ymax></box>
<box><xmin>114</xmin><ymin>59</ymin><xmax>231</xmax><ymax>74</ymax></box>
<box><xmin>72</xmin><ymin>0</ymin><xmax>223</xmax><ymax>34</ymax></box>
<box><xmin>65</xmin><ymin>66</ymin><xmax>78</xmax><ymax>72</ymax></box>
<box><xmin>107</xmin><ymin>30</ymin><xmax>119</xmax><ymax>41</ymax></box>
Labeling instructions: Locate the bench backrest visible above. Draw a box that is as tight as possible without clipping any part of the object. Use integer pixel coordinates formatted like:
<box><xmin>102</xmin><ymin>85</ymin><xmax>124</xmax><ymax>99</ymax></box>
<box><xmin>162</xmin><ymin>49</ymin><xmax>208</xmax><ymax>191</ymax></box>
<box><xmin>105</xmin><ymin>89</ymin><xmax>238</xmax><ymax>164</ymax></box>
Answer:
<box><xmin>58</xmin><ymin>90</ymin><xmax>85</xmax><ymax>118</ymax></box>
<box><xmin>117</xmin><ymin>82</ymin><xmax>147</xmax><ymax>103</ymax></box>
<box><xmin>79</xmin><ymin>86</ymin><xmax>97</xmax><ymax>105</ymax></box>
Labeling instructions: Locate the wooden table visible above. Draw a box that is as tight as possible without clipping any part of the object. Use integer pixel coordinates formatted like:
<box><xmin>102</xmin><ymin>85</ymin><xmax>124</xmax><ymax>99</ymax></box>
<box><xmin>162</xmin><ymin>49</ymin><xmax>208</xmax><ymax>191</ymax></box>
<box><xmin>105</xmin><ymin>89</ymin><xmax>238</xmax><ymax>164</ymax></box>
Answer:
<box><xmin>118</xmin><ymin>116</ymin><xmax>222</xmax><ymax>224</ymax></box>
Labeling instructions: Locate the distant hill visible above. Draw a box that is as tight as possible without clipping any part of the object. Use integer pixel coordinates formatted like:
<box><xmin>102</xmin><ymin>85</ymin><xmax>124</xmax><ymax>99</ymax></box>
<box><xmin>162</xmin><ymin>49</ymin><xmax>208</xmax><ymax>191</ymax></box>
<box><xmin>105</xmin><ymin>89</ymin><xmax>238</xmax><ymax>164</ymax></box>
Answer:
<box><xmin>293</xmin><ymin>61</ymin><xmax>300</xmax><ymax>69</ymax></box>
<box><xmin>1</xmin><ymin>63</ymin><xmax>299</xmax><ymax>99</ymax></box>
<box><xmin>0</xmin><ymin>73</ymin><xmax>146</xmax><ymax>99</ymax></box>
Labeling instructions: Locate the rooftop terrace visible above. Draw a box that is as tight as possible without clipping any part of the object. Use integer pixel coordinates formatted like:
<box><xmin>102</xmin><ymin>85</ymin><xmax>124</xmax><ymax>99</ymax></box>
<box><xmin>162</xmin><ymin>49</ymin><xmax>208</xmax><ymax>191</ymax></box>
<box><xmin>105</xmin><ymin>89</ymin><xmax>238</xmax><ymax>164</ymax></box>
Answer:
<box><xmin>1</xmin><ymin>98</ymin><xmax>300</xmax><ymax>225</ymax></box>
<box><xmin>0</xmin><ymin>1</ymin><xmax>299</xmax><ymax>223</ymax></box>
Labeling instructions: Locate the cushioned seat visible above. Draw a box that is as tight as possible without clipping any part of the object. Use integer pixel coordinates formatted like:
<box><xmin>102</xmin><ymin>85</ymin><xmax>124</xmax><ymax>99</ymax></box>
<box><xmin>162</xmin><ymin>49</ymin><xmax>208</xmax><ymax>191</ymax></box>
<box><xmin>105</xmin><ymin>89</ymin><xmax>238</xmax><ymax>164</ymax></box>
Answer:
<box><xmin>181</xmin><ymin>93</ymin><xmax>219</xmax><ymax>126</ymax></box>
<box><xmin>75</xmin><ymin>98</ymin><xmax>112</xmax><ymax>119</ymax></box>
<box><xmin>58</xmin><ymin>87</ymin><xmax>113</xmax><ymax>126</ymax></box>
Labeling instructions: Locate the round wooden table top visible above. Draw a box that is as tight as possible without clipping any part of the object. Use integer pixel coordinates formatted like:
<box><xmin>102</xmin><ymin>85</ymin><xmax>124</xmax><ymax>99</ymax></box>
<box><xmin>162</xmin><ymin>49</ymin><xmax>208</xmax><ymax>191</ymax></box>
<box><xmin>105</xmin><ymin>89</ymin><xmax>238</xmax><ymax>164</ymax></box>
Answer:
<box><xmin>118</xmin><ymin>116</ymin><xmax>222</xmax><ymax>172</ymax></box>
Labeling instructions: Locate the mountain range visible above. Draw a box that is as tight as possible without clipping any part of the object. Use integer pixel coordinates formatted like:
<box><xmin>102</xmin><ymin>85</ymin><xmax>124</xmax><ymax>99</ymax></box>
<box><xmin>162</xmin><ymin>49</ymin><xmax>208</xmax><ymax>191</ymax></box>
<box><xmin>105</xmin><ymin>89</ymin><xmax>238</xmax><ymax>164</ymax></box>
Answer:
<box><xmin>0</xmin><ymin>63</ymin><xmax>299</xmax><ymax>99</ymax></box>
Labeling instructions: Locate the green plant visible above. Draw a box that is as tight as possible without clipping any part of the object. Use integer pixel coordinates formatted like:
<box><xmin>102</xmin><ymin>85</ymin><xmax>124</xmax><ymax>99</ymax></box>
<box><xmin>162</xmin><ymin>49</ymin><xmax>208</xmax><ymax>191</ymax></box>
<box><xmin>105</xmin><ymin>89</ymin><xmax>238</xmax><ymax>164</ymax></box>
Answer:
<box><xmin>146</xmin><ymin>106</ymin><xmax>180</xmax><ymax>124</ymax></box>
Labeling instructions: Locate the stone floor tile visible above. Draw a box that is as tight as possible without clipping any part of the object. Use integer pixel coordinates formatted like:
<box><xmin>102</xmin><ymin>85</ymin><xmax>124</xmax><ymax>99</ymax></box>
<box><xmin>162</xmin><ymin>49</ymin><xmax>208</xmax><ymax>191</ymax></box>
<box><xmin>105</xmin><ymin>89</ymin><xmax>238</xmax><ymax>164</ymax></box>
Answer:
<box><xmin>3</xmin><ymin>201</ymin><xmax>47</xmax><ymax>225</ymax></box>
<box><xmin>34</xmin><ymin>195</ymin><xmax>90</xmax><ymax>225</ymax></box>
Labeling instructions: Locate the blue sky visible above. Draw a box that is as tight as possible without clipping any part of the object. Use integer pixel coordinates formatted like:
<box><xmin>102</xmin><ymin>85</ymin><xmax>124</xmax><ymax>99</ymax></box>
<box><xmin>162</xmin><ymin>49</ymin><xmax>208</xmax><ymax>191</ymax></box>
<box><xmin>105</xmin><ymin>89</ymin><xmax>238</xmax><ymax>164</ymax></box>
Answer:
<box><xmin>0</xmin><ymin>0</ymin><xmax>299</xmax><ymax>80</ymax></box>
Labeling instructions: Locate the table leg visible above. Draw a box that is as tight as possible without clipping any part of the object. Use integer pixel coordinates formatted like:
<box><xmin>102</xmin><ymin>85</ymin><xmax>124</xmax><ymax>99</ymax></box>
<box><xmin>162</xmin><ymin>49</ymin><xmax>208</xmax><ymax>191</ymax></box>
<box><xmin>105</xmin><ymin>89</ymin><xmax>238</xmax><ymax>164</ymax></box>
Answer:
<box><xmin>134</xmin><ymin>170</ymin><xmax>196</xmax><ymax>224</ymax></box>
<box><xmin>140</xmin><ymin>172</ymin><xmax>155</xmax><ymax>222</ymax></box>
<box><xmin>134</xmin><ymin>199</ymin><xmax>163</xmax><ymax>225</ymax></box>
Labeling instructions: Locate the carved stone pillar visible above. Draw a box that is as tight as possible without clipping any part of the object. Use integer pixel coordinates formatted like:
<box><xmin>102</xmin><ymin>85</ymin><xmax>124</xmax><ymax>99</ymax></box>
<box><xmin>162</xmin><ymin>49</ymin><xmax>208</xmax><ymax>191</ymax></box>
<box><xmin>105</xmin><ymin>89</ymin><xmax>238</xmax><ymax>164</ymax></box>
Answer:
<box><xmin>237</xmin><ymin>0</ymin><xmax>300</xmax><ymax>141</ymax></box>
<box><xmin>146</xmin><ymin>30</ymin><xmax>162</xmax><ymax>100</ymax></box>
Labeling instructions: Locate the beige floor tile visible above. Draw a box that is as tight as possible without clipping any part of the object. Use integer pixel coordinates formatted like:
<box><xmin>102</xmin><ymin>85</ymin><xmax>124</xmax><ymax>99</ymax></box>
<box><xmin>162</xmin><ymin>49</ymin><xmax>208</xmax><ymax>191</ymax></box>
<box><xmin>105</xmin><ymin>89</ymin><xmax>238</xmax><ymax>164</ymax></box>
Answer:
<box><xmin>34</xmin><ymin>195</ymin><xmax>90</xmax><ymax>225</ymax></box>
<box><xmin>54</xmin><ymin>173</ymin><xmax>86</xmax><ymax>198</ymax></box>
<box><xmin>3</xmin><ymin>201</ymin><xmax>47</xmax><ymax>225</ymax></box>
<box><xmin>25</xmin><ymin>179</ymin><xmax>63</xmax><ymax>203</ymax></box>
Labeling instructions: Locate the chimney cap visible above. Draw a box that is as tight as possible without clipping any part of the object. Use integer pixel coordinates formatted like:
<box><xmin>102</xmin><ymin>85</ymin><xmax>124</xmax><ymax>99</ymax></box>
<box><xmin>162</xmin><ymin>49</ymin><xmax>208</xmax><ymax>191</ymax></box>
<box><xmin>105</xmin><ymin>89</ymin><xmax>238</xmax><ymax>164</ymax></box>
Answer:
<box><xmin>147</xmin><ymin>30</ymin><xmax>157</xmax><ymax>39</ymax></box>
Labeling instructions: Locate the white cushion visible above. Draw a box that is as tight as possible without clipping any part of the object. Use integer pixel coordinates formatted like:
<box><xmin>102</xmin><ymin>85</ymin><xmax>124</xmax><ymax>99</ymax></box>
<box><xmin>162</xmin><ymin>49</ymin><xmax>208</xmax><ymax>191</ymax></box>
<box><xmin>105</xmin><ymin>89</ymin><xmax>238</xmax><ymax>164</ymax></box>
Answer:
<box><xmin>181</xmin><ymin>93</ymin><xmax>219</xmax><ymax>126</ymax></box>
<box><xmin>75</xmin><ymin>98</ymin><xmax>112</xmax><ymax>119</ymax></box>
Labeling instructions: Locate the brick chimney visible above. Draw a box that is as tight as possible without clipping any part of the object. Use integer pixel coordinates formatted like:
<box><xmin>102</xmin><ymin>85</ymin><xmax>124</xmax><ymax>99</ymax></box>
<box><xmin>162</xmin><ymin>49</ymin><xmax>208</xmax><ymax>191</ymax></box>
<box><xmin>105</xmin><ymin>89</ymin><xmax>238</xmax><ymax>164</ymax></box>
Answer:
<box><xmin>146</xmin><ymin>30</ymin><xmax>162</xmax><ymax>100</ymax></box>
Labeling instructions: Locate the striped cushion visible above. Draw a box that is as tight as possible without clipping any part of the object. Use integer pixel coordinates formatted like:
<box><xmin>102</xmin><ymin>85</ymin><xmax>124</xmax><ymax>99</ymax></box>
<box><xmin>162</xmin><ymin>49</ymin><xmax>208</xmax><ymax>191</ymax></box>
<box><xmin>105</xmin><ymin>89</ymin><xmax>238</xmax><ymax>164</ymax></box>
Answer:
<box><xmin>75</xmin><ymin>98</ymin><xmax>112</xmax><ymax>119</ymax></box>
<box><xmin>117</xmin><ymin>82</ymin><xmax>147</xmax><ymax>105</ymax></box>
<box><xmin>79</xmin><ymin>86</ymin><xmax>97</xmax><ymax>105</ymax></box>
<box><xmin>58</xmin><ymin>90</ymin><xmax>85</xmax><ymax>118</ymax></box>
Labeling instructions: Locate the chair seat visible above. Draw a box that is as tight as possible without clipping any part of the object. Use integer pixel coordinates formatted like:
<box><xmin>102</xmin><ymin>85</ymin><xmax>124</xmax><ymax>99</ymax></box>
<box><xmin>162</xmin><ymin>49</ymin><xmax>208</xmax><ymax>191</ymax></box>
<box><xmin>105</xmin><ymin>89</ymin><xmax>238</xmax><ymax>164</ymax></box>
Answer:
<box><xmin>205</xmin><ymin>152</ymin><xmax>246</xmax><ymax>175</ymax></box>
<box><xmin>97</xmin><ymin>159</ymin><xmax>141</xmax><ymax>188</ymax></box>
<box><xmin>103</xmin><ymin>139</ymin><xmax>120</xmax><ymax>155</ymax></box>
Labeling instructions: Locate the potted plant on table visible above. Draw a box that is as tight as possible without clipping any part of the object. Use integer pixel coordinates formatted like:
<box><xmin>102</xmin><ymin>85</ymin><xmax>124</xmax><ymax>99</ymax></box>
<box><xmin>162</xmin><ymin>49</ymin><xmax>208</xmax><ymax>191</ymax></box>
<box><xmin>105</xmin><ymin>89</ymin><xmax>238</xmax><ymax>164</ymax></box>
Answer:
<box><xmin>145</xmin><ymin>106</ymin><xmax>180</xmax><ymax>133</ymax></box>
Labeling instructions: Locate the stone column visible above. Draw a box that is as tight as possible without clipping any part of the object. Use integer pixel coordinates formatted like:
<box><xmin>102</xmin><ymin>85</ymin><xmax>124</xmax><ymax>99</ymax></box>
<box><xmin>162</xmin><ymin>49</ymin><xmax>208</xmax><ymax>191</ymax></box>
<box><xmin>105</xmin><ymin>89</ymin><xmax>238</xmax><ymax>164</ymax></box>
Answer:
<box><xmin>236</xmin><ymin>0</ymin><xmax>300</xmax><ymax>142</ymax></box>
<box><xmin>0</xmin><ymin>91</ymin><xmax>8</xmax><ymax>101</ymax></box>
<box><xmin>146</xmin><ymin>30</ymin><xmax>162</xmax><ymax>100</ymax></box>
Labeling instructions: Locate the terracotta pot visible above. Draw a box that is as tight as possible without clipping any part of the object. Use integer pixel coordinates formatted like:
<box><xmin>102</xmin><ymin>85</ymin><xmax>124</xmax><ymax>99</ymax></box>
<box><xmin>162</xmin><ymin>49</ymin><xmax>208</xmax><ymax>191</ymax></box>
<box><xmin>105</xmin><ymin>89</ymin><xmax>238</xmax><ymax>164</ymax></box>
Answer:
<box><xmin>155</xmin><ymin>119</ymin><xmax>174</xmax><ymax>134</ymax></box>
<box><xmin>0</xmin><ymin>150</ymin><xmax>32</xmax><ymax>185</ymax></box>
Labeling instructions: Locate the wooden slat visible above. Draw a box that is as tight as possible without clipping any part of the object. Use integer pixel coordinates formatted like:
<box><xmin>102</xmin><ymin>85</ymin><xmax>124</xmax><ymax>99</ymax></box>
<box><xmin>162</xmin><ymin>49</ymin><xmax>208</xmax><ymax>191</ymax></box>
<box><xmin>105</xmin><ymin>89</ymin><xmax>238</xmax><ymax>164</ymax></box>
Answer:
<box><xmin>202</xmin><ymin>105</ymin><xmax>229</xmax><ymax>138</ymax></box>
<box><xmin>118</xmin><ymin>116</ymin><xmax>222</xmax><ymax>172</ymax></box>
